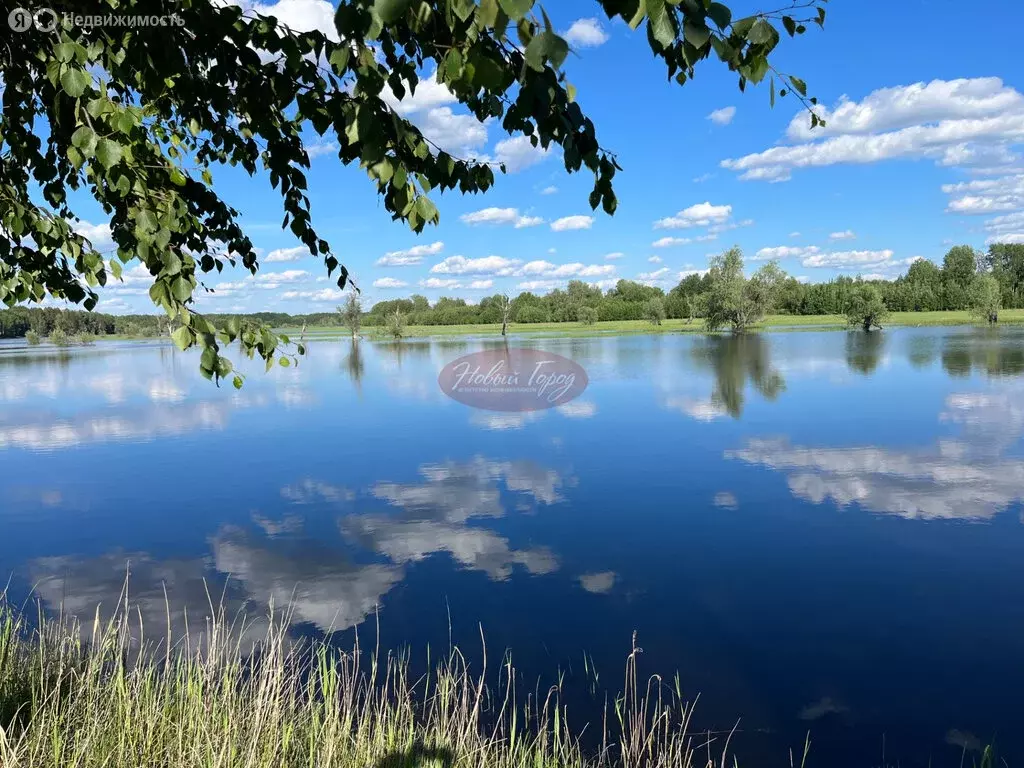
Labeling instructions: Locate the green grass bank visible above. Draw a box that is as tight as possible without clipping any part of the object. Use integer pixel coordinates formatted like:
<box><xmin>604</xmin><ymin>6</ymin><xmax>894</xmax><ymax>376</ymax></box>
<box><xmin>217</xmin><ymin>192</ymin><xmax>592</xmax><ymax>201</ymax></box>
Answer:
<box><xmin>283</xmin><ymin>310</ymin><xmax>1024</xmax><ymax>341</ymax></box>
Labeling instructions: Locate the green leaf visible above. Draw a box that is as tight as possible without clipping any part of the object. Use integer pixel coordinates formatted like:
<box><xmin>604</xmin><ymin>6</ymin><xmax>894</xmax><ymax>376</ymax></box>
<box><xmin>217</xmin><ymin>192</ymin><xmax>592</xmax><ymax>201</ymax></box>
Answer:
<box><xmin>374</xmin><ymin>0</ymin><xmax>412</xmax><ymax>23</ymax></box>
<box><xmin>71</xmin><ymin>126</ymin><xmax>98</xmax><ymax>156</ymax></box>
<box><xmin>169</xmin><ymin>169</ymin><xmax>187</xmax><ymax>186</ymax></box>
<box><xmin>782</xmin><ymin>15</ymin><xmax>796</xmax><ymax>36</ymax></box>
<box><xmin>232</xmin><ymin>375</ymin><xmax>244</xmax><ymax>390</ymax></box>
<box><xmin>746</xmin><ymin>18</ymin><xmax>775</xmax><ymax>45</ymax></box>
<box><xmin>790</xmin><ymin>76</ymin><xmax>807</xmax><ymax>96</ymax></box>
<box><xmin>682</xmin><ymin>19</ymin><xmax>710</xmax><ymax>49</ymax></box>
<box><xmin>279</xmin><ymin>357</ymin><xmax>291</xmax><ymax>368</ymax></box>
<box><xmin>171</xmin><ymin>325</ymin><xmax>193</xmax><ymax>351</ymax></box>
<box><xmin>707</xmin><ymin>3</ymin><xmax>731</xmax><ymax>29</ymax></box>
<box><xmin>497</xmin><ymin>0</ymin><xmax>531</xmax><ymax>21</ymax></box>
<box><xmin>60</xmin><ymin>69</ymin><xmax>90</xmax><ymax>98</ymax></box>
<box><xmin>171</xmin><ymin>277</ymin><xmax>192</xmax><ymax>302</ymax></box>
<box><xmin>95</xmin><ymin>139</ymin><xmax>123</xmax><ymax>169</ymax></box>
<box><xmin>647</xmin><ymin>0</ymin><xmax>676</xmax><ymax>48</ymax></box>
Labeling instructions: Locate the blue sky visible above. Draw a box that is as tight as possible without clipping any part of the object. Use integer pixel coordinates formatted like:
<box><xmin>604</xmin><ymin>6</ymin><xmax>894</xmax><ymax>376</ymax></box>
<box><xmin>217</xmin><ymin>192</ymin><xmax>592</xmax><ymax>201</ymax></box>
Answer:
<box><xmin>73</xmin><ymin>0</ymin><xmax>1024</xmax><ymax>314</ymax></box>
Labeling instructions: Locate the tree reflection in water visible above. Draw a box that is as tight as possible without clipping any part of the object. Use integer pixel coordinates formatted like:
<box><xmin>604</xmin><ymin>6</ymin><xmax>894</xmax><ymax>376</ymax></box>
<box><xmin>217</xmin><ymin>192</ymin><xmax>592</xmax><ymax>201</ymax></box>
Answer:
<box><xmin>691</xmin><ymin>334</ymin><xmax>786</xmax><ymax>418</ymax></box>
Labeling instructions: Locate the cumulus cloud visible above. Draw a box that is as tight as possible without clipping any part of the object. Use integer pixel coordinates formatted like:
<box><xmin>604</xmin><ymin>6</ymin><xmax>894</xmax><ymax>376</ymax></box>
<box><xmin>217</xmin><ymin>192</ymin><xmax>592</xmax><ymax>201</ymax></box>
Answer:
<box><xmin>654</xmin><ymin>202</ymin><xmax>732</xmax><ymax>229</ymax></box>
<box><xmin>73</xmin><ymin>220</ymin><xmax>113</xmax><ymax>249</ymax></box>
<box><xmin>754</xmin><ymin>245</ymin><xmax>822</xmax><ymax>261</ymax></box>
<box><xmin>460</xmin><ymin>207</ymin><xmax>544</xmax><ymax>228</ymax></box>
<box><xmin>648</xmin><ymin>255</ymin><xmax>663</xmax><ymax>264</ymax></box>
<box><xmin>381</xmin><ymin>69</ymin><xmax>457</xmax><ymax>115</ymax></box>
<box><xmin>280</xmin><ymin>288</ymin><xmax>345</xmax><ymax>301</ymax></box>
<box><xmin>517</xmin><ymin>261</ymin><xmax>614</xmax><ymax>279</ymax></box>
<box><xmin>723</xmin><ymin>78</ymin><xmax>1024</xmax><ymax>184</ymax></box>
<box><xmin>636</xmin><ymin>267</ymin><xmax>671</xmax><ymax>285</ymax></box>
<box><xmin>653</xmin><ymin>237</ymin><xmax>691</xmax><ymax>248</ymax></box>
<box><xmin>563</xmin><ymin>17</ymin><xmax>609</xmax><ymax>47</ymax></box>
<box><xmin>373</xmin><ymin>277</ymin><xmax>408</xmax><ymax>289</ymax></box>
<box><xmin>707</xmin><ymin>106</ymin><xmax>736</xmax><ymax>126</ymax></box>
<box><xmin>801</xmin><ymin>249</ymin><xmax>895</xmax><ymax>269</ymax></box>
<box><xmin>420</xmin><ymin>277</ymin><xmax>463</xmax><ymax>289</ymax></box>
<box><xmin>468</xmin><ymin>279</ymin><xmax>494</xmax><ymax>290</ymax></box>
<box><xmin>376</xmin><ymin>241</ymin><xmax>444</xmax><ymax>267</ymax></box>
<box><xmin>265</xmin><ymin>246</ymin><xmax>307</xmax><ymax>262</ymax></box>
<box><xmin>551</xmin><ymin>215</ymin><xmax>595</xmax><ymax>231</ymax></box>
<box><xmin>494</xmin><ymin>135</ymin><xmax>550</xmax><ymax>172</ymax></box>
<box><xmin>430</xmin><ymin>255</ymin><xmax>519</xmax><ymax>276</ymax></box>
<box><xmin>541</xmin><ymin>185</ymin><xmax>559</xmax><ymax>195</ymax></box>
<box><xmin>604</xmin><ymin>252</ymin><xmax>625</xmax><ymax>260</ymax></box>
<box><xmin>713</xmin><ymin>491</ymin><xmax>738</xmax><ymax>510</ymax></box>
<box><xmin>305</xmin><ymin>139</ymin><xmax>338</xmax><ymax>158</ymax></box>
<box><xmin>829</xmin><ymin>230</ymin><xmax>856</xmax><ymax>241</ymax></box>
<box><xmin>247</xmin><ymin>0</ymin><xmax>338</xmax><ymax>39</ymax></box>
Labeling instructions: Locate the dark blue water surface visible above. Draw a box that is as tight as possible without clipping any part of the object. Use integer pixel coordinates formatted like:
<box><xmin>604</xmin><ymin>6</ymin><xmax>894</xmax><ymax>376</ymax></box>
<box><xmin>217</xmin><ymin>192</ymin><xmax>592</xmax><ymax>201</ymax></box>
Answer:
<box><xmin>2</xmin><ymin>327</ymin><xmax>1023</xmax><ymax>766</ymax></box>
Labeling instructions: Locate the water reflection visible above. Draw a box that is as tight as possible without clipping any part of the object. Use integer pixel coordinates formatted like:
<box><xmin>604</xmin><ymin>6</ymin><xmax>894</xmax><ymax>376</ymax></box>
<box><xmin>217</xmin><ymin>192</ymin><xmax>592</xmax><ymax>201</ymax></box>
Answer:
<box><xmin>688</xmin><ymin>335</ymin><xmax>786</xmax><ymax>418</ymax></box>
<box><xmin>844</xmin><ymin>331</ymin><xmax>887</xmax><ymax>375</ymax></box>
<box><xmin>728</xmin><ymin>386</ymin><xmax>1024</xmax><ymax>521</ymax></box>
<box><xmin>941</xmin><ymin>328</ymin><xmax>1024</xmax><ymax>377</ymax></box>
<box><xmin>343</xmin><ymin>339</ymin><xmax>364</xmax><ymax>391</ymax></box>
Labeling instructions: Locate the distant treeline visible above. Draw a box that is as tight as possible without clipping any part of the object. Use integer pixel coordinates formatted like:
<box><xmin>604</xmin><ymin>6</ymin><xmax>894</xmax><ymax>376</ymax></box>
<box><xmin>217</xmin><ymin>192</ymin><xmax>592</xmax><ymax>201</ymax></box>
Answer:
<box><xmin>366</xmin><ymin>243</ymin><xmax>1024</xmax><ymax>325</ymax></box>
<box><xmin>2</xmin><ymin>243</ymin><xmax>1023</xmax><ymax>338</ymax></box>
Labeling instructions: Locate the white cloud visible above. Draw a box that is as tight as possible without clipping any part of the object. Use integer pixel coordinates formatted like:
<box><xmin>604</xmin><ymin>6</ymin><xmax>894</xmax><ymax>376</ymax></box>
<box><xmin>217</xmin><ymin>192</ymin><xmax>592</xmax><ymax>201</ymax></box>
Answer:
<box><xmin>551</xmin><ymin>215</ymin><xmax>594</xmax><ymax>231</ymax></box>
<box><xmin>306</xmin><ymin>139</ymin><xmax>338</xmax><ymax>158</ymax></box>
<box><xmin>724</xmin><ymin>78</ymin><xmax>1024</xmax><ymax>183</ymax></box>
<box><xmin>460</xmin><ymin>207</ymin><xmax>543</xmax><ymax>228</ymax></box>
<box><xmin>373</xmin><ymin>277</ymin><xmax>408</xmax><ymax>289</ymax></box>
<box><xmin>829</xmin><ymin>230</ymin><xmax>856</xmax><ymax>241</ymax></box>
<box><xmin>654</xmin><ymin>202</ymin><xmax>732</xmax><ymax>229</ymax></box>
<box><xmin>678</xmin><ymin>268</ymin><xmax>708</xmax><ymax>279</ymax></box>
<box><xmin>418</xmin><ymin>107</ymin><xmax>489</xmax><ymax>157</ymax></box>
<box><xmin>541</xmin><ymin>186</ymin><xmax>558</xmax><ymax>195</ymax></box>
<box><xmin>264</xmin><ymin>246</ymin><xmax>307</xmax><ymax>263</ymax></box>
<box><xmin>563</xmin><ymin>17</ymin><xmax>609</xmax><ymax>47</ymax></box>
<box><xmin>73</xmin><ymin>220</ymin><xmax>113</xmax><ymax>249</ymax></box>
<box><xmin>281</xmin><ymin>288</ymin><xmax>345</xmax><ymax>302</ymax></box>
<box><xmin>987</xmin><ymin>233</ymin><xmax>1024</xmax><ymax>244</ymax></box>
<box><xmin>754</xmin><ymin>245</ymin><xmax>822</xmax><ymax>261</ymax></box>
<box><xmin>468</xmin><ymin>279</ymin><xmax>494</xmax><ymax>290</ymax></box>
<box><xmin>376</xmin><ymin>241</ymin><xmax>444</xmax><ymax>267</ymax></box>
<box><xmin>693</xmin><ymin>173</ymin><xmax>714</xmax><ymax>183</ymax></box>
<box><xmin>790</xmin><ymin>231</ymin><xmax>802</xmax><ymax>238</ymax></box>
<box><xmin>247</xmin><ymin>0</ymin><xmax>338</xmax><ymax>39</ymax></box>
<box><xmin>494</xmin><ymin>135</ymin><xmax>550</xmax><ymax>172</ymax></box>
<box><xmin>648</xmin><ymin>255</ymin><xmax>662</xmax><ymax>264</ymax></box>
<box><xmin>604</xmin><ymin>252</ymin><xmax>625</xmax><ymax>260</ymax></box>
<box><xmin>517</xmin><ymin>261</ymin><xmax>614</xmax><ymax>279</ymax></box>
<box><xmin>381</xmin><ymin>70</ymin><xmax>457</xmax><ymax>116</ymax></box>
<box><xmin>802</xmin><ymin>249</ymin><xmax>895</xmax><ymax>268</ymax></box>
<box><xmin>652</xmin><ymin>236</ymin><xmax>691</xmax><ymax>248</ymax></box>
<box><xmin>420</xmin><ymin>278</ymin><xmax>462</xmax><ymax>289</ymax></box>
<box><xmin>430</xmin><ymin>255</ymin><xmax>519</xmax><ymax>276</ymax></box>
<box><xmin>708</xmin><ymin>106</ymin><xmax>736</xmax><ymax>126</ymax></box>
<box><xmin>636</xmin><ymin>267</ymin><xmax>671</xmax><ymax>285</ymax></box>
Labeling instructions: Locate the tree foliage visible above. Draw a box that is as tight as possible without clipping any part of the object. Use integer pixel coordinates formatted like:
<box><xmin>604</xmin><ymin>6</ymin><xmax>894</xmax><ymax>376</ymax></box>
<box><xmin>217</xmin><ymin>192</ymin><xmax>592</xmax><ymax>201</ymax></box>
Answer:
<box><xmin>384</xmin><ymin>307</ymin><xmax>406</xmax><ymax>339</ymax></box>
<box><xmin>704</xmin><ymin>248</ymin><xmax>783</xmax><ymax>332</ymax></box>
<box><xmin>845</xmin><ymin>284</ymin><xmax>888</xmax><ymax>331</ymax></box>
<box><xmin>339</xmin><ymin>293</ymin><xmax>363</xmax><ymax>337</ymax></box>
<box><xmin>1</xmin><ymin>0</ymin><xmax>826</xmax><ymax>381</ymax></box>
<box><xmin>643</xmin><ymin>297</ymin><xmax>666</xmax><ymax>325</ymax></box>
<box><xmin>969</xmin><ymin>273</ymin><xmax>1001</xmax><ymax>324</ymax></box>
<box><xmin>576</xmin><ymin>305</ymin><xmax>598</xmax><ymax>325</ymax></box>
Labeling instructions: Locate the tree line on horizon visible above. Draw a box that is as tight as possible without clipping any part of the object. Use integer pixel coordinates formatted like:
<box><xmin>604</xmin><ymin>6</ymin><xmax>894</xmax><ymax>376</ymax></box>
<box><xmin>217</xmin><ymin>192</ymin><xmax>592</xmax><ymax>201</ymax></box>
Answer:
<box><xmin>2</xmin><ymin>243</ymin><xmax>1022</xmax><ymax>341</ymax></box>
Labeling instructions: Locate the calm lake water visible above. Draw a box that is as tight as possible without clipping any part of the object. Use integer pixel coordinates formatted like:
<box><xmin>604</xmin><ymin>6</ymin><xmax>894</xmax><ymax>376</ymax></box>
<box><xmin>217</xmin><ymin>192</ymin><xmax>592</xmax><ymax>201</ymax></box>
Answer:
<box><xmin>2</xmin><ymin>327</ymin><xmax>1023</xmax><ymax>766</ymax></box>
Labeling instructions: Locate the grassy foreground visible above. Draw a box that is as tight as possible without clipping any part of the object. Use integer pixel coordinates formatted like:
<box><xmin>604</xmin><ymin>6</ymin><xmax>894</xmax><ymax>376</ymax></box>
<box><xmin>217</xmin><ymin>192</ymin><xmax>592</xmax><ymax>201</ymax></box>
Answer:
<box><xmin>0</xmin><ymin>604</ymin><xmax>742</xmax><ymax>768</ymax></box>
<box><xmin>284</xmin><ymin>310</ymin><xmax>1024</xmax><ymax>341</ymax></box>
